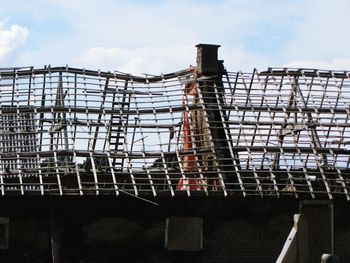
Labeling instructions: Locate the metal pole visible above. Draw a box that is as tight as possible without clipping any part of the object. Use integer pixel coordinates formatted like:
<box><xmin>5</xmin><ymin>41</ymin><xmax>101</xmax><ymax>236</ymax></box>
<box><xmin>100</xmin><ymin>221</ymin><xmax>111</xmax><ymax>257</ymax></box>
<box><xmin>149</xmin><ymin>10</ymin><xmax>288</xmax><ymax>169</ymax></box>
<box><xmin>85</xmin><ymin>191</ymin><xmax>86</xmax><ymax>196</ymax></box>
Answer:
<box><xmin>48</xmin><ymin>206</ymin><xmax>60</xmax><ymax>263</ymax></box>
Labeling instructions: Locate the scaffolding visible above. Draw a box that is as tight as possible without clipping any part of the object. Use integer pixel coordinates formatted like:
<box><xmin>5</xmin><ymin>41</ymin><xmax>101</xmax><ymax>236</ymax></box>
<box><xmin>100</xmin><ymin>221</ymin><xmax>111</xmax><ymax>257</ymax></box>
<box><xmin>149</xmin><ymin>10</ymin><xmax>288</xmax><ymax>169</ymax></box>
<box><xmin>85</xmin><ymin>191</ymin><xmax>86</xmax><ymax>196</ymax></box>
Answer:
<box><xmin>0</xmin><ymin>45</ymin><xmax>349</xmax><ymax>200</ymax></box>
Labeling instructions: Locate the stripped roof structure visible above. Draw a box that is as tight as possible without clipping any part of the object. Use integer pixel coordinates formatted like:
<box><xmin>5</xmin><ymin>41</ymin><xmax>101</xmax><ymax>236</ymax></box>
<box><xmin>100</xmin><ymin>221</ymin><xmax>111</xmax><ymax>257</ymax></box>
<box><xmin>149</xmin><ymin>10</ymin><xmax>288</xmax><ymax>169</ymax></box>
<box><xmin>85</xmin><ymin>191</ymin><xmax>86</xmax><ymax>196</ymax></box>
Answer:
<box><xmin>0</xmin><ymin>44</ymin><xmax>349</xmax><ymax>200</ymax></box>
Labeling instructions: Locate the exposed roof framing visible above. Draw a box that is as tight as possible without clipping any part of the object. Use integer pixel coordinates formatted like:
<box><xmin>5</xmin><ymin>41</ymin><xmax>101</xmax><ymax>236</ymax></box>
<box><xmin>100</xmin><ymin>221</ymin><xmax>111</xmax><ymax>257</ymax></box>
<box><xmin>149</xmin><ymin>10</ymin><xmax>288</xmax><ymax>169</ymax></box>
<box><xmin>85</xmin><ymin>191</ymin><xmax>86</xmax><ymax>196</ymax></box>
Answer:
<box><xmin>0</xmin><ymin>64</ymin><xmax>349</xmax><ymax>200</ymax></box>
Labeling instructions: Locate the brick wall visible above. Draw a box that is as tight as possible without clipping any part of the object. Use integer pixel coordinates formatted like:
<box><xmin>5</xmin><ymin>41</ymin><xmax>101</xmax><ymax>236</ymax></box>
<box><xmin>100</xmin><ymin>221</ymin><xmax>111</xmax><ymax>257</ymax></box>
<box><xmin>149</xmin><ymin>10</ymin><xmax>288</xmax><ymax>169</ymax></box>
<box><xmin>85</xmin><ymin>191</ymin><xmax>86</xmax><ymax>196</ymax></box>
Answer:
<box><xmin>334</xmin><ymin>202</ymin><xmax>350</xmax><ymax>262</ymax></box>
<box><xmin>0</xmin><ymin>198</ymin><xmax>348</xmax><ymax>262</ymax></box>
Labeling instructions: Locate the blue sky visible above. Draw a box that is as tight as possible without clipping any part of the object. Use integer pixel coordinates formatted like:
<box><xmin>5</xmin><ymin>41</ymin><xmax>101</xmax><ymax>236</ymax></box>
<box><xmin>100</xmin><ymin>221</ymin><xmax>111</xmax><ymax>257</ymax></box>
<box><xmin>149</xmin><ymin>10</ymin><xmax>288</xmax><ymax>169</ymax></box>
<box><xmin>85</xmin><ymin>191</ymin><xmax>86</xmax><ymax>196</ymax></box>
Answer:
<box><xmin>1</xmin><ymin>0</ymin><xmax>350</xmax><ymax>74</ymax></box>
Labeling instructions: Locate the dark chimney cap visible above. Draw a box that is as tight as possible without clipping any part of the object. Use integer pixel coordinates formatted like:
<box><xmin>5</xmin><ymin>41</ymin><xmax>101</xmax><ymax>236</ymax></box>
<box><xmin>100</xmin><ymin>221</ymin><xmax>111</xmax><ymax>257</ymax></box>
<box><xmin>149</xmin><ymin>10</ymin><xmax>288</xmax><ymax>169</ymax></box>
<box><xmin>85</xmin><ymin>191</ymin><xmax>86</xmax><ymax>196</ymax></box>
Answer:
<box><xmin>195</xmin><ymin>44</ymin><xmax>221</xmax><ymax>48</ymax></box>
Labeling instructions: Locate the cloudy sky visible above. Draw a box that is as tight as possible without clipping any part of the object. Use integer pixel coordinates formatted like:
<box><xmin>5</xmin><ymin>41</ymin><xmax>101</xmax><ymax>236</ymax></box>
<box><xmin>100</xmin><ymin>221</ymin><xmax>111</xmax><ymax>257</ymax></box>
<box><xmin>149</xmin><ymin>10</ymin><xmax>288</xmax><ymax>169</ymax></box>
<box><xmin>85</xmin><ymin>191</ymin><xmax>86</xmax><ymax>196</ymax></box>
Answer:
<box><xmin>0</xmin><ymin>0</ymin><xmax>349</xmax><ymax>74</ymax></box>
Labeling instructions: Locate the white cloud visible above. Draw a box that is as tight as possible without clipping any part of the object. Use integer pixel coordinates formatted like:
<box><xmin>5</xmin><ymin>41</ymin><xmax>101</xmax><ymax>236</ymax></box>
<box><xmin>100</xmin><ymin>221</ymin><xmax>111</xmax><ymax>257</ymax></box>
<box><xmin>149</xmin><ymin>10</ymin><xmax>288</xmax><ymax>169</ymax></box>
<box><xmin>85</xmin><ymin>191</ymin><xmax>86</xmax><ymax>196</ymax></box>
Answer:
<box><xmin>74</xmin><ymin>44</ymin><xmax>273</xmax><ymax>75</ymax></box>
<box><xmin>43</xmin><ymin>0</ymin><xmax>300</xmax><ymax>73</ymax></box>
<box><xmin>0</xmin><ymin>22</ymin><xmax>29</xmax><ymax>60</ymax></box>
<box><xmin>5</xmin><ymin>0</ymin><xmax>350</xmax><ymax>73</ymax></box>
<box><xmin>74</xmin><ymin>45</ymin><xmax>194</xmax><ymax>74</ymax></box>
<box><xmin>280</xmin><ymin>0</ymin><xmax>350</xmax><ymax>63</ymax></box>
<box><xmin>285</xmin><ymin>59</ymin><xmax>350</xmax><ymax>71</ymax></box>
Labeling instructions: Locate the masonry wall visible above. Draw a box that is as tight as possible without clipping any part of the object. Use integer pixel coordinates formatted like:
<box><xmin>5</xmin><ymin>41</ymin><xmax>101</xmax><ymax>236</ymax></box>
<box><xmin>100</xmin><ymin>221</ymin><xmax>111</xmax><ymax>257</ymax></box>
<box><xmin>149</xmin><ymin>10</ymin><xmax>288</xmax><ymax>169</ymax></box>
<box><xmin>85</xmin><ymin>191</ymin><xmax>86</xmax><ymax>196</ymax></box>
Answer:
<box><xmin>0</xmin><ymin>197</ymin><xmax>348</xmax><ymax>263</ymax></box>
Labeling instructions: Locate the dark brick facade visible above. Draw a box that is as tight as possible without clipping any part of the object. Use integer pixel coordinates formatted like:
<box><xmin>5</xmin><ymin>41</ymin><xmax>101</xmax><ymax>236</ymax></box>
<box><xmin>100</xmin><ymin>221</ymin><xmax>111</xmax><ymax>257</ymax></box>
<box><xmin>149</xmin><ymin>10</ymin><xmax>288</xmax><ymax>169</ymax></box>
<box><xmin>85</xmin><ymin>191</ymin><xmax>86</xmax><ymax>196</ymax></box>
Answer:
<box><xmin>0</xmin><ymin>197</ymin><xmax>348</xmax><ymax>262</ymax></box>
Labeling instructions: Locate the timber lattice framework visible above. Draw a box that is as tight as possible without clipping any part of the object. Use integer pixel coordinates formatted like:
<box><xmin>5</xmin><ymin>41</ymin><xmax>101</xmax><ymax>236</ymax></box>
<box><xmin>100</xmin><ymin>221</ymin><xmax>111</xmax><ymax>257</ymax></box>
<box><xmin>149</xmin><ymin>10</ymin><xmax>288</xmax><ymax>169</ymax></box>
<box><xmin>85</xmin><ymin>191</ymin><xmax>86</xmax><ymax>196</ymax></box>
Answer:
<box><xmin>0</xmin><ymin>44</ymin><xmax>350</xmax><ymax>200</ymax></box>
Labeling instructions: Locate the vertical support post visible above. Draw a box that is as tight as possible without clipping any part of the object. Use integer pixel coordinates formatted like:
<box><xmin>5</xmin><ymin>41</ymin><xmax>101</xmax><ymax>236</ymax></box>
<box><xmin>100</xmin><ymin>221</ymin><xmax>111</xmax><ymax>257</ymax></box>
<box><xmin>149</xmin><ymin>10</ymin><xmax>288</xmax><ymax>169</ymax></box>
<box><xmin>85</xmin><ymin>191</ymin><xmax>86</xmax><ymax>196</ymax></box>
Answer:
<box><xmin>300</xmin><ymin>201</ymin><xmax>333</xmax><ymax>263</ymax></box>
<box><xmin>195</xmin><ymin>44</ymin><xmax>236</xmax><ymax>183</ymax></box>
<box><xmin>49</xmin><ymin>206</ymin><xmax>60</xmax><ymax>263</ymax></box>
